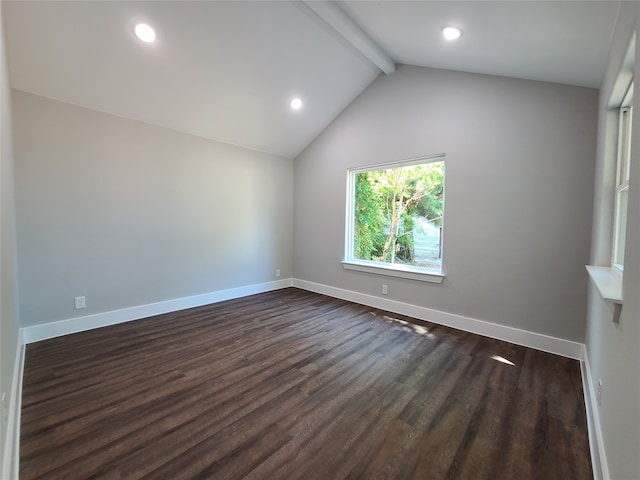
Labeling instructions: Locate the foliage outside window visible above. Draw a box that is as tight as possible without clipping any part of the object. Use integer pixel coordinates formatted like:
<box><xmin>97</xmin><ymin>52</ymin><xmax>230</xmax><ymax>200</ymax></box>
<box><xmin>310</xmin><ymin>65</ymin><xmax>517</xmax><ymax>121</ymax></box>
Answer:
<box><xmin>613</xmin><ymin>82</ymin><xmax>632</xmax><ymax>270</ymax></box>
<box><xmin>346</xmin><ymin>156</ymin><xmax>445</xmax><ymax>275</ymax></box>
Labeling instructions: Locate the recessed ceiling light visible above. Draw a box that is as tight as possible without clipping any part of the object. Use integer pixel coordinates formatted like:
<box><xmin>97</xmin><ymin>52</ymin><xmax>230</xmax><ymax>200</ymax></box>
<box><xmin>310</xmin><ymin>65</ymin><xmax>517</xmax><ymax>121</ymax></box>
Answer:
<box><xmin>290</xmin><ymin>98</ymin><xmax>303</xmax><ymax>110</ymax></box>
<box><xmin>442</xmin><ymin>26</ymin><xmax>462</xmax><ymax>41</ymax></box>
<box><xmin>134</xmin><ymin>23</ymin><xmax>156</xmax><ymax>43</ymax></box>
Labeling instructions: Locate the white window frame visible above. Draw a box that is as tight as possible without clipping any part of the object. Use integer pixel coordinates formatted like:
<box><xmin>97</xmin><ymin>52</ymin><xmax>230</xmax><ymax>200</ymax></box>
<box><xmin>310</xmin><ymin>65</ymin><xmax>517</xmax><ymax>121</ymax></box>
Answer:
<box><xmin>612</xmin><ymin>81</ymin><xmax>633</xmax><ymax>271</ymax></box>
<box><xmin>342</xmin><ymin>154</ymin><xmax>445</xmax><ymax>284</ymax></box>
<box><xmin>585</xmin><ymin>40</ymin><xmax>633</xmax><ymax>322</ymax></box>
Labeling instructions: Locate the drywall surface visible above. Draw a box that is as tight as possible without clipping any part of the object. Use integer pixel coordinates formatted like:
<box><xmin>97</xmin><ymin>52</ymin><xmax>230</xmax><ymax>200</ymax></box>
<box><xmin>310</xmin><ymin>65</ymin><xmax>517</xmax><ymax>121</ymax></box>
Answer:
<box><xmin>13</xmin><ymin>90</ymin><xmax>293</xmax><ymax>327</ymax></box>
<box><xmin>0</xmin><ymin>5</ymin><xmax>20</xmax><ymax>477</ymax></box>
<box><xmin>585</xmin><ymin>2</ymin><xmax>640</xmax><ymax>479</ymax></box>
<box><xmin>294</xmin><ymin>65</ymin><xmax>597</xmax><ymax>342</ymax></box>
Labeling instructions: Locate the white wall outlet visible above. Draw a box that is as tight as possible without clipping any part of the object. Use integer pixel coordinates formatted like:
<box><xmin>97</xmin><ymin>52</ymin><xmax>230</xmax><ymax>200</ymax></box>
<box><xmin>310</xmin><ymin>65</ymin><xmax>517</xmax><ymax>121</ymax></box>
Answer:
<box><xmin>381</xmin><ymin>284</ymin><xmax>388</xmax><ymax>295</ymax></box>
<box><xmin>276</xmin><ymin>269</ymin><xmax>281</xmax><ymax>278</ymax></box>
<box><xmin>74</xmin><ymin>296</ymin><xmax>86</xmax><ymax>309</ymax></box>
<box><xmin>597</xmin><ymin>379</ymin><xmax>603</xmax><ymax>406</ymax></box>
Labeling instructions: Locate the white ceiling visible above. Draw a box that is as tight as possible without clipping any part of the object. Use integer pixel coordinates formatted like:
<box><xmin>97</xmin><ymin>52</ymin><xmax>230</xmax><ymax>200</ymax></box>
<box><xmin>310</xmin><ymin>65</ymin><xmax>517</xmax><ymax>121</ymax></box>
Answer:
<box><xmin>342</xmin><ymin>0</ymin><xmax>620</xmax><ymax>89</ymax></box>
<box><xmin>3</xmin><ymin>1</ymin><xmax>620</xmax><ymax>159</ymax></box>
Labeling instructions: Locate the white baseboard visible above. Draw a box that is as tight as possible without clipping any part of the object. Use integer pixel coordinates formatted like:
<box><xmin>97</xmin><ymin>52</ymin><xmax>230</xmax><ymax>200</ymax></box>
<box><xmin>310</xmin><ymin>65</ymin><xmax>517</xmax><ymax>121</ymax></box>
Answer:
<box><xmin>2</xmin><ymin>329</ymin><xmax>25</xmax><ymax>480</ymax></box>
<box><xmin>581</xmin><ymin>345</ymin><xmax>610</xmax><ymax>480</ymax></box>
<box><xmin>292</xmin><ymin>279</ymin><xmax>583</xmax><ymax>360</ymax></box>
<box><xmin>22</xmin><ymin>279</ymin><xmax>293</xmax><ymax>344</ymax></box>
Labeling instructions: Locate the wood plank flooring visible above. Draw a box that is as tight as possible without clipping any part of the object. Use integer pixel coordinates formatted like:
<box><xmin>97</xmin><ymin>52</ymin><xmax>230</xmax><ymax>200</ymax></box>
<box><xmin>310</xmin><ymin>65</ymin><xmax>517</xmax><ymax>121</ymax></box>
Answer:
<box><xmin>20</xmin><ymin>288</ymin><xmax>592</xmax><ymax>479</ymax></box>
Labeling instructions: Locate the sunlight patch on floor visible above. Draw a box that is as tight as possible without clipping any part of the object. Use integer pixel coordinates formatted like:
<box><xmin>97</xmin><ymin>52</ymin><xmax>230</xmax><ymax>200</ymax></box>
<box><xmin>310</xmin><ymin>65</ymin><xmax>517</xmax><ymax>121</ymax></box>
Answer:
<box><xmin>491</xmin><ymin>355</ymin><xmax>515</xmax><ymax>366</ymax></box>
<box><xmin>382</xmin><ymin>315</ymin><xmax>436</xmax><ymax>339</ymax></box>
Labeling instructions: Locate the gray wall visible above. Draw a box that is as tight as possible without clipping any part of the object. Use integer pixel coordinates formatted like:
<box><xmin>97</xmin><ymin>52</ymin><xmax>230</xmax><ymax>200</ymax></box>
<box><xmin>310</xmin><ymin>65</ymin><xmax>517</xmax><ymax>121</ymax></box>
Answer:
<box><xmin>586</xmin><ymin>2</ymin><xmax>640</xmax><ymax>478</ymax></box>
<box><xmin>13</xmin><ymin>90</ymin><xmax>293</xmax><ymax>327</ymax></box>
<box><xmin>0</xmin><ymin>5</ymin><xmax>20</xmax><ymax>475</ymax></box>
<box><xmin>294</xmin><ymin>65</ymin><xmax>597</xmax><ymax>342</ymax></box>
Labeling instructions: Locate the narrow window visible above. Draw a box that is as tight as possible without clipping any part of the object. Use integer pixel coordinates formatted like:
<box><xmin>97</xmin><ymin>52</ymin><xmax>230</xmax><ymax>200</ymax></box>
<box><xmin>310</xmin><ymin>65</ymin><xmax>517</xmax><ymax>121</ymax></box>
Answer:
<box><xmin>345</xmin><ymin>155</ymin><xmax>445</xmax><ymax>279</ymax></box>
<box><xmin>612</xmin><ymin>81</ymin><xmax>632</xmax><ymax>270</ymax></box>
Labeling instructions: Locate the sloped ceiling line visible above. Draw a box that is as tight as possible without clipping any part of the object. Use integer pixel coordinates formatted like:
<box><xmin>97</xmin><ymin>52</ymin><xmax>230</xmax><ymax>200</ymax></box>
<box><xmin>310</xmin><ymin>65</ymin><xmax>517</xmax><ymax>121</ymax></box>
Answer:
<box><xmin>300</xmin><ymin>0</ymin><xmax>396</xmax><ymax>75</ymax></box>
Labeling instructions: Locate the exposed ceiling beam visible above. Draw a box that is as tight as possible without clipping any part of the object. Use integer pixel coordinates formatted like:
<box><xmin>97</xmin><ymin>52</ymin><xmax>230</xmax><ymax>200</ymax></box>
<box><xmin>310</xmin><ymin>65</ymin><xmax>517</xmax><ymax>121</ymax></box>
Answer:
<box><xmin>301</xmin><ymin>0</ymin><xmax>395</xmax><ymax>75</ymax></box>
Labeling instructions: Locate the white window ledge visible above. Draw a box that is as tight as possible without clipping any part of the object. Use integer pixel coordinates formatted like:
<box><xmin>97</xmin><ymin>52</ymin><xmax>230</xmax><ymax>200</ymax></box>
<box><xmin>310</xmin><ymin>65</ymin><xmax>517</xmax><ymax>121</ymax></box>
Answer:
<box><xmin>342</xmin><ymin>260</ymin><xmax>445</xmax><ymax>284</ymax></box>
<box><xmin>586</xmin><ymin>265</ymin><xmax>623</xmax><ymax>323</ymax></box>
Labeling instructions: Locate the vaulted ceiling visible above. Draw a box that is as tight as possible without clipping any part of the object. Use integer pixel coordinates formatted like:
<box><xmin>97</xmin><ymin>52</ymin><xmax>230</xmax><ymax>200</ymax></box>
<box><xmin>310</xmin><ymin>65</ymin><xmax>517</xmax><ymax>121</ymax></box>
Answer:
<box><xmin>3</xmin><ymin>1</ymin><xmax>620</xmax><ymax>159</ymax></box>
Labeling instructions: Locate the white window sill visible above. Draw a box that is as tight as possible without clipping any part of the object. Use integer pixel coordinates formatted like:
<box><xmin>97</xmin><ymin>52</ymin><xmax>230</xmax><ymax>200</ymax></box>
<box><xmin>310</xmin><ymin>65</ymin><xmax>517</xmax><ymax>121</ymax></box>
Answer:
<box><xmin>342</xmin><ymin>260</ymin><xmax>445</xmax><ymax>284</ymax></box>
<box><xmin>586</xmin><ymin>265</ymin><xmax>623</xmax><ymax>323</ymax></box>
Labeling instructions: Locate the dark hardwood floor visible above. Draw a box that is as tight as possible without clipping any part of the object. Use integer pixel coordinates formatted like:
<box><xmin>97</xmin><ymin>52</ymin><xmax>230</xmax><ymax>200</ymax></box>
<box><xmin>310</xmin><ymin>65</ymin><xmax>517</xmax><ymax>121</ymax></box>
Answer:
<box><xmin>20</xmin><ymin>288</ymin><xmax>592</xmax><ymax>479</ymax></box>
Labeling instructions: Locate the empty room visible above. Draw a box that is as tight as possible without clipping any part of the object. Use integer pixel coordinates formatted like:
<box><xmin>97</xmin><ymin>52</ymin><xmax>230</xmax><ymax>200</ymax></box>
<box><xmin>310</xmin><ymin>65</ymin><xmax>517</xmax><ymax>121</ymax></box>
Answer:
<box><xmin>0</xmin><ymin>1</ymin><xmax>638</xmax><ymax>479</ymax></box>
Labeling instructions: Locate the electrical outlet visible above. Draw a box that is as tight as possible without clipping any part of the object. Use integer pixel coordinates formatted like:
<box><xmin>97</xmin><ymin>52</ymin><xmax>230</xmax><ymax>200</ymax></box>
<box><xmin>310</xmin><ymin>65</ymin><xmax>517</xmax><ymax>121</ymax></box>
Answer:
<box><xmin>597</xmin><ymin>379</ymin><xmax>603</xmax><ymax>406</ymax></box>
<box><xmin>74</xmin><ymin>296</ymin><xmax>86</xmax><ymax>309</ymax></box>
<box><xmin>381</xmin><ymin>284</ymin><xmax>388</xmax><ymax>295</ymax></box>
<box><xmin>276</xmin><ymin>269</ymin><xmax>281</xmax><ymax>278</ymax></box>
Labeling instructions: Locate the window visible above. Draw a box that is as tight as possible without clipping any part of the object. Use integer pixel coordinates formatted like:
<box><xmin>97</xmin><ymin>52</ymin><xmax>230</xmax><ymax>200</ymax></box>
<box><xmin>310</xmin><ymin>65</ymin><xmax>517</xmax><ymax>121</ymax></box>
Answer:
<box><xmin>612</xmin><ymin>81</ymin><xmax>632</xmax><ymax>270</ymax></box>
<box><xmin>344</xmin><ymin>155</ymin><xmax>445</xmax><ymax>283</ymax></box>
<box><xmin>585</xmin><ymin>41</ymin><xmax>631</xmax><ymax>319</ymax></box>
